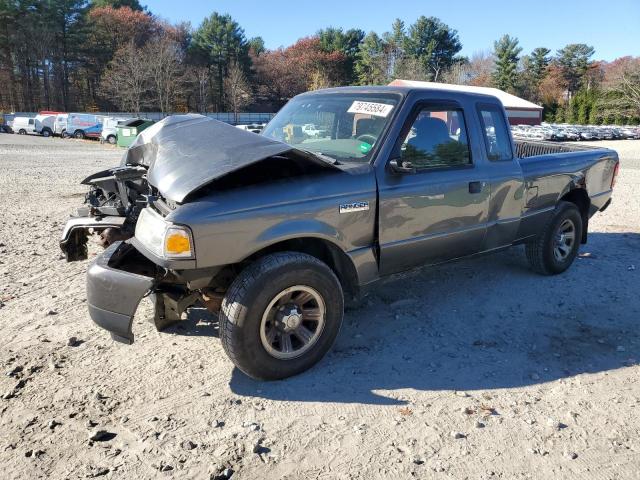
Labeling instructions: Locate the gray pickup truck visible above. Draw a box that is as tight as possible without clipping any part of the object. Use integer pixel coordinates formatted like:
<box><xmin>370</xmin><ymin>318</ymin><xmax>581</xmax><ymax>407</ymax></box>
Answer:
<box><xmin>61</xmin><ymin>86</ymin><xmax>619</xmax><ymax>380</ymax></box>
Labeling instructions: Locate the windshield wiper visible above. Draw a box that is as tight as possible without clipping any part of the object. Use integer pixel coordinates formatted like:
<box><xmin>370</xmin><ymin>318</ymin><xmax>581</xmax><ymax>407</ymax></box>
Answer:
<box><xmin>299</xmin><ymin>149</ymin><xmax>340</xmax><ymax>165</ymax></box>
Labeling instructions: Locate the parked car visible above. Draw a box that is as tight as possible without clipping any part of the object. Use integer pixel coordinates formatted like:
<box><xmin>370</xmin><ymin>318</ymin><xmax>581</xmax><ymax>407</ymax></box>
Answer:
<box><xmin>101</xmin><ymin>117</ymin><xmax>131</xmax><ymax>144</ymax></box>
<box><xmin>0</xmin><ymin>123</ymin><xmax>13</xmax><ymax>134</ymax></box>
<box><xmin>66</xmin><ymin>113</ymin><xmax>104</xmax><ymax>139</ymax></box>
<box><xmin>513</xmin><ymin>122</ymin><xmax>640</xmax><ymax>142</ymax></box>
<box><xmin>301</xmin><ymin>123</ymin><xmax>328</xmax><ymax>137</ymax></box>
<box><xmin>61</xmin><ymin>86</ymin><xmax>619</xmax><ymax>380</ymax></box>
<box><xmin>620</xmin><ymin>127</ymin><xmax>639</xmax><ymax>139</ymax></box>
<box><xmin>12</xmin><ymin>116</ymin><xmax>36</xmax><ymax>135</ymax></box>
<box><xmin>236</xmin><ymin>123</ymin><xmax>265</xmax><ymax>134</ymax></box>
<box><xmin>578</xmin><ymin>128</ymin><xmax>597</xmax><ymax>141</ymax></box>
<box><xmin>561</xmin><ymin>128</ymin><xmax>580</xmax><ymax>141</ymax></box>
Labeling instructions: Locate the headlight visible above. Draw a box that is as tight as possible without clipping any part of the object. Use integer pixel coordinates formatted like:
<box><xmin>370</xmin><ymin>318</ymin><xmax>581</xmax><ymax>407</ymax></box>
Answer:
<box><xmin>135</xmin><ymin>207</ymin><xmax>194</xmax><ymax>259</ymax></box>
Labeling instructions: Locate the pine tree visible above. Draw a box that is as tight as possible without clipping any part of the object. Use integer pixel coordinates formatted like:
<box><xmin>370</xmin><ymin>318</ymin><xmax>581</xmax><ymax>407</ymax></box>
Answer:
<box><xmin>556</xmin><ymin>43</ymin><xmax>595</xmax><ymax>97</ymax></box>
<box><xmin>492</xmin><ymin>34</ymin><xmax>522</xmax><ymax>93</ymax></box>
<box><xmin>190</xmin><ymin>12</ymin><xmax>249</xmax><ymax>110</ymax></box>
<box><xmin>403</xmin><ymin>16</ymin><xmax>462</xmax><ymax>82</ymax></box>
<box><xmin>354</xmin><ymin>32</ymin><xmax>387</xmax><ymax>85</ymax></box>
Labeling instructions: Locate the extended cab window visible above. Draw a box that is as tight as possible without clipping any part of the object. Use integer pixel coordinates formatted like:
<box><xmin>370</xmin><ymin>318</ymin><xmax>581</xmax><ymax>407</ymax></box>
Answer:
<box><xmin>479</xmin><ymin>106</ymin><xmax>513</xmax><ymax>161</ymax></box>
<box><xmin>399</xmin><ymin>108</ymin><xmax>470</xmax><ymax>169</ymax></box>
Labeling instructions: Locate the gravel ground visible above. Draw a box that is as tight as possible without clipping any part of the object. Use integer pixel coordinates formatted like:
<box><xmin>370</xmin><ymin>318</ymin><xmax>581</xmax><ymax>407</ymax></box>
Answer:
<box><xmin>0</xmin><ymin>134</ymin><xmax>639</xmax><ymax>480</ymax></box>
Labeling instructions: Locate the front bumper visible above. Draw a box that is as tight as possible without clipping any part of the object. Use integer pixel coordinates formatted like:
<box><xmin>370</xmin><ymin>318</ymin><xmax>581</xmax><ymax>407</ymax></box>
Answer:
<box><xmin>86</xmin><ymin>242</ymin><xmax>155</xmax><ymax>344</ymax></box>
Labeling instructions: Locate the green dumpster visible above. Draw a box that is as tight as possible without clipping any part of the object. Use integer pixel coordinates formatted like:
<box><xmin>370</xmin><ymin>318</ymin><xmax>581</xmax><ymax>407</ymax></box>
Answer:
<box><xmin>116</xmin><ymin>118</ymin><xmax>155</xmax><ymax>148</ymax></box>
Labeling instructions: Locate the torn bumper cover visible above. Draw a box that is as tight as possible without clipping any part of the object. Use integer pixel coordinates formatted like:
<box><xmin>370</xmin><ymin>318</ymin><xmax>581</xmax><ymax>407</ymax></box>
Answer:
<box><xmin>60</xmin><ymin>215</ymin><xmax>126</xmax><ymax>261</ymax></box>
<box><xmin>86</xmin><ymin>242</ymin><xmax>154</xmax><ymax>344</ymax></box>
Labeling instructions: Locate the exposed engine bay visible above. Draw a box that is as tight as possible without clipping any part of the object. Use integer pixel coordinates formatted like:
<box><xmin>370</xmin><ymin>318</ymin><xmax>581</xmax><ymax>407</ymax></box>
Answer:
<box><xmin>60</xmin><ymin>165</ymin><xmax>149</xmax><ymax>261</ymax></box>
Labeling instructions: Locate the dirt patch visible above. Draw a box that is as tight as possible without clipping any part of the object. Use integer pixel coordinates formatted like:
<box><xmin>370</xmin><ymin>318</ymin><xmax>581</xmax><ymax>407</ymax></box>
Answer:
<box><xmin>1</xmin><ymin>134</ymin><xmax>639</xmax><ymax>479</ymax></box>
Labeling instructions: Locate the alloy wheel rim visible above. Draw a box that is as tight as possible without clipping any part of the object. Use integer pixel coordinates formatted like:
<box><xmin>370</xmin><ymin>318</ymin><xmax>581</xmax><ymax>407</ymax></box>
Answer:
<box><xmin>553</xmin><ymin>218</ymin><xmax>576</xmax><ymax>262</ymax></box>
<box><xmin>260</xmin><ymin>285</ymin><xmax>326</xmax><ymax>360</ymax></box>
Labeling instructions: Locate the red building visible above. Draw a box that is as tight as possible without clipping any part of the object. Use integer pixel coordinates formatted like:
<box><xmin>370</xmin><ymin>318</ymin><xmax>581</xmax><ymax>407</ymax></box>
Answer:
<box><xmin>388</xmin><ymin>80</ymin><xmax>543</xmax><ymax>126</ymax></box>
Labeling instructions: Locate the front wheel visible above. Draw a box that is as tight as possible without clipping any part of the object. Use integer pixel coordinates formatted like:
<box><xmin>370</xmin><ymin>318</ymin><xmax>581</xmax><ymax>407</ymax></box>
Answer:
<box><xmin>526</xmin><ymin>201</ymin><xmax>583</xmax><ymax>275</ymax></box>
<box><xmin>219</xmin><ymin>252</ymin><xmax>344</xmax><ymax>380</ymax></box>
<box><xmin>107</xmin><ymin>135</ymin><xmax>116</xmax><ymax>145</ymax></box>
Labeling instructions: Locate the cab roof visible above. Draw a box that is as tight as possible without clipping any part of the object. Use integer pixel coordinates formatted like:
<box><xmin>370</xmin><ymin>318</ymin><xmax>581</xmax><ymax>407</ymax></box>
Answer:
<box><xmin>297</xmin><ymin>84</ymin><xmax>505</xmax><ymax>106</ymax></box>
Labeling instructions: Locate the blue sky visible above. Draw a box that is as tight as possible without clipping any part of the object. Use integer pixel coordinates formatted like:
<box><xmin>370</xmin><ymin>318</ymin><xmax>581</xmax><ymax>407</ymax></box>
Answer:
<box><xmin>146</xmin><ymin>0</ymin><xmax>639</xmax><ymax>61</ymax></box>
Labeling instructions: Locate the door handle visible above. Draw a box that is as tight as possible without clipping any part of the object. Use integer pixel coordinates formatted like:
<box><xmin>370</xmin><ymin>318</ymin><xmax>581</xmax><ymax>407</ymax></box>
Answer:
<box><xmin>468</xmin><ymin>181</ymin><xmax>484</xmax><ymax>194</ymax></box>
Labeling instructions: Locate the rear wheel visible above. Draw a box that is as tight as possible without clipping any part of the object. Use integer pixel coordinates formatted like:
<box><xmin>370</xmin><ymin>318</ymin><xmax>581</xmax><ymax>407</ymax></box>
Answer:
<box><xmin>18</xmin><ymin>129</ymin><xmax>26</xmax><ymax>135</ymax></box>
<box><xmin>42</xmin><ymin>128</ymin><xmax>52</xmax><ymax>137</ymax></box>
<box><xmin>526</xmin><ymin>201</ymin><xmax>583</xmax><ymax>275</ymax></box>
<box><xmin>219</xmin><ymin>252</ymin><xmax>344</xmax><ymax>380</ymax></box>
<box><xmin>107</xmin><ymin>135</ymin><xmax>116</xmax><ymax>145</ymax></box>
<box><xmin>74</xmin><ymin>130</ymin><xmax>85</xmax><ymax>139</ymax></box>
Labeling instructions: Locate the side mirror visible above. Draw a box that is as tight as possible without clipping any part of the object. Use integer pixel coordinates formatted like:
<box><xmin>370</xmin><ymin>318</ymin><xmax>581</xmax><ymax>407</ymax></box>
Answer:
<box><xmin>389</xmin><ymin>158</ymin><xmax>416</xmax><ymax>174</ymax></box>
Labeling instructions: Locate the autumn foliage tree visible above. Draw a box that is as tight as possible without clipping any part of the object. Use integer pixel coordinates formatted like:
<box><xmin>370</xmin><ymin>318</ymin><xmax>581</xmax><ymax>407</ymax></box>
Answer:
<box><xmin>253</xmin><ymin>37</ymin><xmax>346</xmax><ymax>108</ymax></box>
<box><xmin>0</xmin><ymin>5</ymin><xmax>638</xmax><ymax>124</ymax></box>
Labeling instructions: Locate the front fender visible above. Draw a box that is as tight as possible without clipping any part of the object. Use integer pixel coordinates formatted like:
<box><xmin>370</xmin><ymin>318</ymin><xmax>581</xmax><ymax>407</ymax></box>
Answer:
<box><xmin>255</xmin><ymin>219</ymin><xmax>347</xmax><ymax>250</ymax></box>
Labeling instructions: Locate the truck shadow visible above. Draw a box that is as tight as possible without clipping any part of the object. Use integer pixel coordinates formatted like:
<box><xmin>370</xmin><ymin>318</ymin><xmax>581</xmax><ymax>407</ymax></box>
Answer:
<box><xmin>228</xmin><ymin>231</ymin><xmax>640</xmax><ymax>405</ymax></box>
<box><xmin>164</xmin><ymin>307</ymin><xmax>220</xmax><ymax>338</ymax></box>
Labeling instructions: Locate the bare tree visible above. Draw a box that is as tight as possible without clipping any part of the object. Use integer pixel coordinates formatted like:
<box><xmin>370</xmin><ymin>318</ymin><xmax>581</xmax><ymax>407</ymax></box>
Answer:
<box><xmin>441</xmin><ymin>51</ymin><xmax>494</xmax><ymax>86</ymax></box>
<box><xmin>224</xmin><ymin>61</ymin><xmax>252</xmax><ymax>123</ymax></box>
<box><xmin>618</xmin><ymin>66</ymin><xmax>640</xmax><ymax>116</ymax></box>
<box><xmin>393</xmin><ymin>56</ymin><xmax>429</xmax><ymax>81</ymax></box>
<box><xmin>144</xmin><ymin>35</ymin><xmax>184</xmax><ymax>114</ymax></box>
<box><xmin>194</xmin><ymin>66</ymin><xmax>210</xmax><ymax>112</ymax></box>
<box><xmin>100</xmin><ymin>41</ymin><xmax>150</xmax><ymax>113</ymax></box>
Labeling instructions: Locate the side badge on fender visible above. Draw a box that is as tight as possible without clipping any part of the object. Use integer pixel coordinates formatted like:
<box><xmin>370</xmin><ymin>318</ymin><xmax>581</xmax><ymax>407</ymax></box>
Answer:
<box><xmin>339</xmin><ymin>201</ymin><xmax>369</xmax><ymax>214</ymax></box>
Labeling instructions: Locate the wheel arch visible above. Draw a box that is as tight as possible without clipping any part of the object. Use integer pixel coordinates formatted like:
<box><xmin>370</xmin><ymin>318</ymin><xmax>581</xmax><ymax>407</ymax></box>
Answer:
<box><xmin>559</xmin><ymin>188</ymin><xmax>590</xmax><ymax>244</ymax></box>
<box><xmin>244</xmin><ymin>237</ymin><xmax>361</xmax><ymax>299</ymax></box>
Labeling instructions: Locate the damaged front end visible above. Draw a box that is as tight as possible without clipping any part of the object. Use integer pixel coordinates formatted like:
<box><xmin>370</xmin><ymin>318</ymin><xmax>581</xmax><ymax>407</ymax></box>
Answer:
<box><xmin>71</xmin><ymin>114</ymin><xmax>343</xmax><ymax>344</ymax></box>
<box><xmin>60</xmin><ymin>165</ymin><xmax>148</xmax><ymax>261</ymax></box>
<box><xmin>87</xmin><ymin>241</ymin><xmax>204</xmax><ymax>344</ymax></box>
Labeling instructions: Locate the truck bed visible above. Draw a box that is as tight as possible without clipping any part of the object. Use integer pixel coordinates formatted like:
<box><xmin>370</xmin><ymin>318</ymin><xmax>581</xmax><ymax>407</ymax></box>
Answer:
<box><xmin>515</xmin><ymin>139</ymin><xmax>602</xmax><ymax>158</ymax></box>
<box><xmin>516</xmin><ymin>139</ymin><xmax>617</xmax><ymax>225</ymax></box>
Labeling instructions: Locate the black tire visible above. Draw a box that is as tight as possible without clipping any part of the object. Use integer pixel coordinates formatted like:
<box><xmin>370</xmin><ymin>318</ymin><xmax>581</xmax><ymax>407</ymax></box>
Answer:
<box><xmin>61</xmin><ymin>130</ymin><xmax>68</xmax><ymax>139</ymax></box>
<box><xmin>18</xmin><ymin>129</ymin><xmax>26</xmax><ymax>135</ymax></box>
<box><xmin>525</xmin><ymin>201</ymin><xmax>583</xmax><ymax>275</ymax></box>
<box><xmin>74</xmin><ymin>130</ymin><xmax>84</xmax><ymax>139</ymax></box>
<box><xmin>219</xmin><ymin>252</ymin><xmax>344</xmax><ymax>380</ymax></box>
<box><xmin>107</xmin><ymin>135</ymin><xmax>116</xmax><ymax>145</ymax></box>
<box><xmin>42</xmin><ymin>128</ymin><xmax>52</xmax><ymax>137</ymax></box>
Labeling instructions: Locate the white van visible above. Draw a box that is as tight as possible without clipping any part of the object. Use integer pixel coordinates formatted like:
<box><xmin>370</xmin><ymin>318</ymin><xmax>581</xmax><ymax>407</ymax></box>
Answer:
<box><xmin>54</xmin><ymin>114</ymin><xmax>68</xmax><ymax>137</ymax></box>
<box><xmin>33</xmin><ymin>114</ymin><xmax>57</xmax><ymax>137</ymax></box>
<box><xmin>12</xmin><ymin>116</ymin><xmax>36</xmax><ymax>135</ymax></box>
<box><xmin>101</xmin><ymin>117</ymin><xmax>131</xmax><ymax>144</ymax></box>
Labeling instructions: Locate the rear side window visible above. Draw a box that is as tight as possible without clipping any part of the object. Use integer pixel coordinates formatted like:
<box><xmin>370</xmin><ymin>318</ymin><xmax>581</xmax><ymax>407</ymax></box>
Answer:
<box><xmin>478</xmin><ymin>105</ymin><xmax>512</xmax><ymax>161</ymax></box>
<box><xmin>399</xmin><ymin>108</ymin><xmax>471</xmax><ymax>169</ymax></box>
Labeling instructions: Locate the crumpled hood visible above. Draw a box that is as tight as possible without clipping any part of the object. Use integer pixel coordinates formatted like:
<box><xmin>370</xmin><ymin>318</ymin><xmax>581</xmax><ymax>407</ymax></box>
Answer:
<box><xmin>120</xmin><ymin>114</ymin><xmax>338</xmax><ymax>203</ymax></box>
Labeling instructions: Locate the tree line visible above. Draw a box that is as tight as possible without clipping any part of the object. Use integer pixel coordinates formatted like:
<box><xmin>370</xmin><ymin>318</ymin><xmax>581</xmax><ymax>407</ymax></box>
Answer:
<box><xmin>1</xmin><ymin>0</ymin><xmax>639</xmax><ymax>124</ymax></box>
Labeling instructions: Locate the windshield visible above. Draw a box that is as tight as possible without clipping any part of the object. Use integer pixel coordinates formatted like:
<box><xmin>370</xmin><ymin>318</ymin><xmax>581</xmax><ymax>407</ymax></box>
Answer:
<box><xmin>262</xmin><ymin>93</ymin><xmax>400</xmax><ymax>163</ymax></box>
